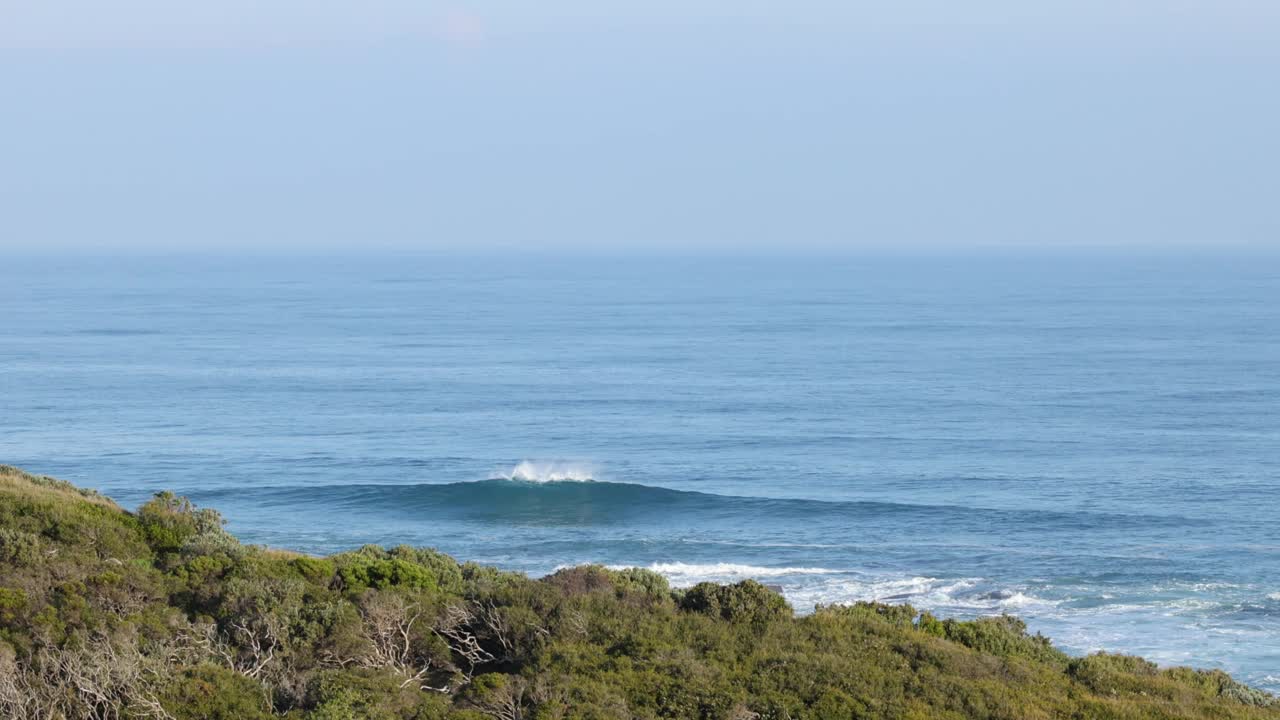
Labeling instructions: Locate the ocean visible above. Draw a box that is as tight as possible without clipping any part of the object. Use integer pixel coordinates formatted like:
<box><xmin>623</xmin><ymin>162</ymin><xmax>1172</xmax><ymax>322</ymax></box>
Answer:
<box><xmin>2</xmin><ymin>252</ymin><xmax>1277</xmax><ymax>691</ymax></box>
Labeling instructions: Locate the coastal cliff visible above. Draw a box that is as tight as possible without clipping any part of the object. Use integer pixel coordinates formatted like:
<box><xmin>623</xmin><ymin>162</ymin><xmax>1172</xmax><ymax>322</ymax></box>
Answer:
<box><xmin>1</xmin><ymin>464</ymin><xmax>1275</xmax><ymax>720</ymax></box>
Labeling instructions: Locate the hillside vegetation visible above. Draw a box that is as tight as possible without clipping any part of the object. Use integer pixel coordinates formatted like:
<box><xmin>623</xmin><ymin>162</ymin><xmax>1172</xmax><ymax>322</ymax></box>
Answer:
<box><xmin>0</xmin><ymin>464</ymin><xmax>1275</xmax><ymax>720</ymax></box>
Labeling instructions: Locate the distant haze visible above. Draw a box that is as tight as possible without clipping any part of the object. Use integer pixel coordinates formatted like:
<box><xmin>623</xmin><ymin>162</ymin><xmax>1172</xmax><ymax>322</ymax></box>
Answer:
<box><xmin>2</xmin><ymin>0</ymin><xmax>1277</xmax><ymax>253</ymax></box>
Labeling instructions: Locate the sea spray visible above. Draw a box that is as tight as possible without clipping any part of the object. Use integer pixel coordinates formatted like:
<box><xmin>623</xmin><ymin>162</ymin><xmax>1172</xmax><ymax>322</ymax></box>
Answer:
<box><xmin>493</xmin><ymin>460</ymin><xmax>596</xmax><ymax>483</ymax></box>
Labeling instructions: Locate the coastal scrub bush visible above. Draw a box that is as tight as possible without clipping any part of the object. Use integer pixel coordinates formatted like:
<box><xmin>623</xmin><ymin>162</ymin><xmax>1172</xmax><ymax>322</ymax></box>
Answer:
<box><xmin>817</xmin><ymin>601</ymin><xmax>920</xmax><ymax>628</ymax></box>
<box><xmin>0</xmin><ymin>587</ymin><xmax>28</xmax><ymax>625</ymax></box>
<box><xmin>607</xmin><ymin>567</ymin><xmax>672</xmax><ymax>604</ymax></box>
<box><xmin>293</xmin><ymin>556</ymin><xmax>337</xmax><ymax>583</ymax></box>
<box><xmin>678</xmin><ymin>579</ymin><xmax>791</xmax><ymax>626</ymax></box>
<box><xmin>138</xmin><ymin>491</ymin><xmax>223</xmax><ymax>554</ymax></box>
<box><xmin>161</xmin><ymin>664</ymin><xmax>274</xmax><ymax>720</ymax></box>
<box><xmin>0</xmin><ymin>528</ymin><xmax>41</xmax><ymax>565</ymax></box>
<box><xmin>336</xmin><ymin>553</ymin><xmax>444</xmax><ymax>592</ymax></box>
<box><xmin>938</xmin><ymin>614</ymin><xmax>1068</xmax><ymax>665</ymax></box>
<box><xmin>542</xmin><ymin>565</ymin><xmax>616</xmax><ymax>596</ymax></box>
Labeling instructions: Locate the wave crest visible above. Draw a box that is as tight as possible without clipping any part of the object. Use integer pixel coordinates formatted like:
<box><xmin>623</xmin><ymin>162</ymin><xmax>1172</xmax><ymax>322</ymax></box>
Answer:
<box><xmin>493</xmin><ymin>461</ymin><xmax>595</xmax><ymax>483</ymax></box>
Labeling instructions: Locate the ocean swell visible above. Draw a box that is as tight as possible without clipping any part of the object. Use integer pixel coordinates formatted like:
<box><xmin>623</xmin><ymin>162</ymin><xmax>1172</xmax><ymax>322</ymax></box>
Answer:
<box><xmin>199</xmin><ymin>477</ymin><xmax>1197</xmax><ymax>533</ymax></box>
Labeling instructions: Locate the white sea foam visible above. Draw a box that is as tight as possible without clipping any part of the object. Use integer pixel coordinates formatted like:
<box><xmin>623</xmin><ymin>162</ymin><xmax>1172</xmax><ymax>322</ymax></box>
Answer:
<box><xmin>605</xmin><ymin>563</ymin><xmax>1055</xmax><ymax>616</ymax></box>
<box><xmin>993</xmin><ymin>592</ymin><xmax>1040</xmax><ymax>609</ymax></box>
<box><xmin>786</xmin><ymin>576</ymin><xmax>972</xmax><ymax>609</ymax></box>
<box><xmin>1267</xmin><ymin>592</ymin><xmax>1280</xmax><ymax>601</ymax></box>
<box><xmin>793</xmin><ymin>578</ymin><xmax>1059</xmax><ymax>615</ymax></box>
<box><xmin>616</xmin><ymin>562</ymin><xmax>844</xmax><ymax>582</ymax></box>
<box><xmin>493</xmin><ymin>461</ymin><xmax>595</xmax><ymax>483</ymax></box>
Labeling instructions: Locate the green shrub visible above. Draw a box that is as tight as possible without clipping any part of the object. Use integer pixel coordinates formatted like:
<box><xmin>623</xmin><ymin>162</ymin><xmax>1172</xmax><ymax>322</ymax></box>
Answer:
<box><xmin>162</xmin><ymin>664</ymin><xmax>274</xmax><ymax>719</ymax></box>
<box><xmin>678</xmin><ymin>580</ymin><xmax>791</xmax><ymax>626</ymax></box>
<box><xmin>607</xmin><ymin>567</ymin><xmax>672</xmax><ymax>603</ymax></box>
<box><xmin>0</xmin><ymin>528</ymin><xmax>41</xmax><ymax>566</ymax></box>
<box><xmin>138</xmin><ymin>492</ymin><xmax>206</xmax><ymax>553</ymax></box>
<box><xmin>0</xmin><ymin>587</ymin><xmax>27</xmax><ymax>625</ymax></box>
<box><xmin>1068</xmin><ymin>652</ymin><xmax>1159</xmax><ymax>692</ymax></box>
<box><xmin>1214</xmin><ymin>672</ymin><xmax>1280</xmax><ymax>708</ymax></box>
<box><xmin>818</xmin><ymin>601</ymin><xmax>919</xmax><ymax>628</ymax></box>
<box><xmin>542</xmin><ymin>565</ymin><xmax>616</xmax><ymax>596</ymax></box>
<box><xmin>306</xmin><ymin>669</ymin><xmax>451</xmax><ymax>720</ymax></box>
<box><xmin>294</xmin><ymin>556</ymin><xmax>337</xmax><ymax>583</ymax></box>
<box><xmin>939</xmin><ymin>614</ymin><xmax>1068</xmax><ymax>665</ymax></box>
<box><xmin>916</xmin><ymin>610</ymin><xmax>946</xmax><ymax>637</ymax></box>
<box><xmin>337</xmin><ymin>555</ymin><xmax>441</xmax><ymax>592</ymax></box>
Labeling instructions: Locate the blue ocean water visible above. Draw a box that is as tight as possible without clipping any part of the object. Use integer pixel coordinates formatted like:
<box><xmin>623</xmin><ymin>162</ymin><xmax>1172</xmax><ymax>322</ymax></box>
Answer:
<box><xmin>2</xmin><ymin>253</ymin><xmax>1278</xmax><ymax>690</ymax></box>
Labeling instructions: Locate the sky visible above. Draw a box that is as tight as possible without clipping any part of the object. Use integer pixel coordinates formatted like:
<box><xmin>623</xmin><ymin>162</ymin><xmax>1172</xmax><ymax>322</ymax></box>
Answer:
<box><xmin>1</xmin><ymin>1</ymin><xmax>1277</xmax><ymax>254</ymax></box>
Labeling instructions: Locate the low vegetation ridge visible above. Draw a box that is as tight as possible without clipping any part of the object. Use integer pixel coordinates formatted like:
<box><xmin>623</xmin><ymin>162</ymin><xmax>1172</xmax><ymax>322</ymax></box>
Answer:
<box><xmin>0</xmin><ymin>464</ymin><xmax>1275</xmax><ymax>720</ymax></box>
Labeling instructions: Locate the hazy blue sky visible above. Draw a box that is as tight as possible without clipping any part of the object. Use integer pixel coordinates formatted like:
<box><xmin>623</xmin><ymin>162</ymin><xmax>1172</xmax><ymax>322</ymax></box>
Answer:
<box><xmin>2</xmin><ymin>1</ymin><xmax>1277</xmax><ymax>254</ymax></box>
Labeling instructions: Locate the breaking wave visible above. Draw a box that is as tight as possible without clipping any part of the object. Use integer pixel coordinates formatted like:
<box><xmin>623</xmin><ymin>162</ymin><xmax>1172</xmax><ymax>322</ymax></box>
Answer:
<box><xmin>492</xmin><ymin>461</ymin><xmax>595</xmax><ymax>483</ymax></box>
